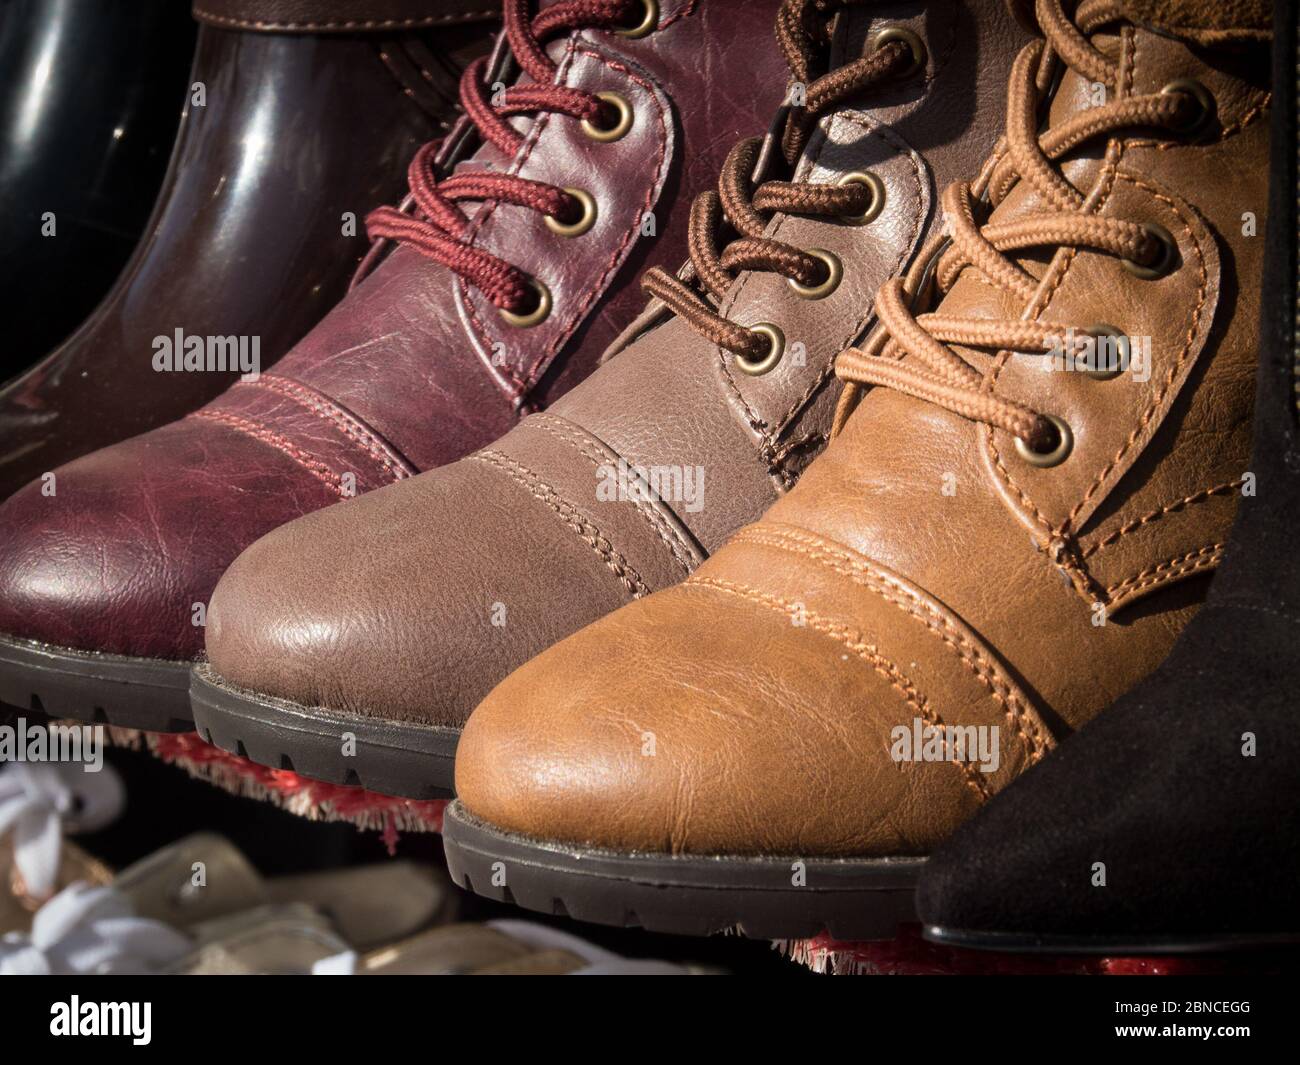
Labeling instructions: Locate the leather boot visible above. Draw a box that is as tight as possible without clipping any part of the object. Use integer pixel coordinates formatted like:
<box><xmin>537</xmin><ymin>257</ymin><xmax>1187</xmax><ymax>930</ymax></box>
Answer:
<box><xmin>0</xmin><ymin>0</ymin><xmax>790</xmax><ymax>731</ymax></box>
<box><xmin>443</xmin><ymin>0</ymin><xmax>1273</xmax><ymax>940</ymax></box>
<box><xmin>194</xmin><ymin>0</ymin><xmax>1029</xmax><ymax>798</ymax></box>
<box><xmin>917</xmin><ymin>0</ymin><xmax>1297</xmax><ymax>954</ymax></box>
<box><xmin>0</xmin><ymin>0</ymin><xmax>196</xmax><ymax>374</ymax></box>
<box><xmin>0</xmin><ymin>0</ymin><xmax>497</xmax><ymax>500</ymax></box>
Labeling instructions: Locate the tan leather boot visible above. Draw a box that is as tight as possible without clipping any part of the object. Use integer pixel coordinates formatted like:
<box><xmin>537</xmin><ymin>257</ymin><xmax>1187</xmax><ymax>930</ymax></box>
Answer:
<box><xmin>445</xmin><ymin>0</ymin><xmax>1273</xmax><ymax>940</ymax></box>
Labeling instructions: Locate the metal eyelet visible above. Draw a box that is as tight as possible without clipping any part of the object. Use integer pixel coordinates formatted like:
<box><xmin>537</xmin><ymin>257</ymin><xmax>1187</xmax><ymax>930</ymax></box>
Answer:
<box><xmin>788</xmin><ymin>249</ymin><xmax>843</xmax><ymax>301</ymax></box>
<box><xmin>545</xmin><ymin>188</ymin><xmax>597</xmax><ymax>238</ymax></box>
<box><xmin>1122</xmin><ymin>222</ymin><xmax>1178</xmax><ymax>280</ymax></box>
<box><xmin>1014</xmin><ymin>414</ymin><xmax>1073</xmax><ymax>467</ymax></box>
<box><xmin>498</xmin><ymin>278</ymin><xmax>552</xmax><ymax>328</ymax></box>
<box><xmin>837</xmin><ymin>171</ymin><xmax>886</xmax><ymax>226</ymax></box>
<box><xmin>581</xmin><ymin>92</ymin><xmax>633</xmax><ymax>142</ymax></box>
<box><xmin>614</xmin><ymin>0</ymin><xmax>658</xmax><ymax>38</ymax></box>
<box><xmin>736</xmin><ymin>323</ymin><xmax>785</xmax><ymax>376</ymax></box>
<box><xmin>1081</xmin><ymin>324</ymin><xmax>1130</xmax><ymax>380</ymax></box>
<box><xmin>870</xmin><ymin>27</ymin><xmax>926</xmax><ymax>77</ymax></box>
<box><xmin>1161</xmin><ymin>78</ymin><xmax>1216</xmax><ymax>136</ymax></box>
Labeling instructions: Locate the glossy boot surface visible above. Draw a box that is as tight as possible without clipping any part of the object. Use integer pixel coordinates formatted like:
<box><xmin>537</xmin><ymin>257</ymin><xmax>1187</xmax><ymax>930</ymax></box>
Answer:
<box><xmin>0</xmin><ymin>0</ymin><xmax>197</xmax><ymax>375</ymax></box>
<box><xmin>0</xmin><ymin>1</ymin><xmax>495</xmax><ymax>500</ymax></box>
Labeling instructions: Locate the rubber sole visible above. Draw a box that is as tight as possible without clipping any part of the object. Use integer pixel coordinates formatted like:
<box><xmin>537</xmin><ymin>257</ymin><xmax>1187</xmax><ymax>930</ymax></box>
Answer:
<box><xmin>442</xmin><ymin>800</ymin><xmax>924</xmax><ymax>940</ymax></box>
<box><xmin>189</xmin><ymin>664</ymin><xmax>458</xmax><ymax>799</ymax></box>
<box><xmin>924</xmin><ymin>924</ymin><xmax>1300</xmax><ymax>955</ymax></box>
<box><xmin>0</xmin><ymin>633</ymin><xmax>193</xmax><ymax>732</ymax></box>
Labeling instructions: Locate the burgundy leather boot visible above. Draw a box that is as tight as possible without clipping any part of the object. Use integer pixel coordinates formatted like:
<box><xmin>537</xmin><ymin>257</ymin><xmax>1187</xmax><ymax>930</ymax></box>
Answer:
<box><xmin>0</xmin><ymin>0</ymin><xmax>789</xmax><ymax>731</ymax></box>
<box><xmin>0</xmin><ymin>0</ymin><xmax>497</xmax><ymax>501</ymax></box>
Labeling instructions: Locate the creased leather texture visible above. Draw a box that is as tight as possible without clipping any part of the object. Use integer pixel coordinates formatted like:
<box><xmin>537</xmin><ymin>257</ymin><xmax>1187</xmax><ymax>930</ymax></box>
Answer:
<box><xmin>202</xmin><ymin>0</ymin><xmax>1029</xmax><ymax>740</ymax></box>
<box><xmin>0</xmin><ymin>0</ymin><xmax>788</xmax><ymax>664</ymax></box>
<box><xmin>454</xmin><ymin>0</ymin><xmax>1270</xmax><ymax>857</ymax></box>
<box><xmin>0</xmin><ymin>18</ymin><xmax>490</xmax><ymax>502</ymax></box>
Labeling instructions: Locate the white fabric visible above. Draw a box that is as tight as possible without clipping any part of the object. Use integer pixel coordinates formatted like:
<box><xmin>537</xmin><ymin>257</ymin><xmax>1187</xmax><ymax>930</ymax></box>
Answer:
<box><xmin>0</xmin><ymin>882</ymin><xmax>191</xmax><ymax>975</ymax></box>
<box><xmin>0</xmin><ymin>761</ymin><xmax>125</xmax><ymax>898</ymax></box>
<box><xmin>311</xmin><ymin>949</ymin><xmax>360</xmax><ymax>975</ymax></box>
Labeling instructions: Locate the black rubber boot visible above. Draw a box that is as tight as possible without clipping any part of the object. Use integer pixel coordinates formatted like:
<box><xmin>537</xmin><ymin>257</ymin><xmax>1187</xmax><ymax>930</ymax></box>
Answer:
<box><xmin>0</xmin><ymin>0</ymin><xmax>196</xmax><ymax>373</ymax></box>
<box><xmin>916</xmin><ymin>0</ymin><xmax>1299</xmax><ymax>954</ymax></box>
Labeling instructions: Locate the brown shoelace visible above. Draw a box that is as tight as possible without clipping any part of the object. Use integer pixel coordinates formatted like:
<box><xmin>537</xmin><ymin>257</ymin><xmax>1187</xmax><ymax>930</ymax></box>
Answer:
<box><xmin>641</xmin><ymin>0</ymin><xmax>914</xmax><ymax>364</ymax></box>
<box><xmin>833</xmin><ymin>0</ymin><xmax>1206</xmax><ymax>453</ymax></box>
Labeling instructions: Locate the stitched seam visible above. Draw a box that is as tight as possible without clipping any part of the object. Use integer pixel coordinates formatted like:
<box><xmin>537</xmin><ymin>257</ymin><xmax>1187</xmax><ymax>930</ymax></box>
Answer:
<box><xmin>1064</xmin><ymin>176</ymin><xmax>1211</xmax><ymax>530</ymax></box>
<box><xmin>984</xmin><ymin>27</ymin><xmax>1137</xmax><ymax>554</ymax></box>
<box><xmin>1081</xmin><ymin>479</ymin><xmax>1244</xmax><ymax>558</ymax></box>
<box><xmin>769</xmin><ymin>120</ymin><xmax>929</xmax><ymax>441</ymax></box>
<box><xmin>732</xmin><ymin>525</ymin><xmax>1048</xmax><ymax>762</ymax></box>
<box><xmin>529</xmin><ymin>415</ymin><xmax>699</xmax><ymax>573</ymax></box>
<box><xmin>191</xmin><ymin>10</ymin><xmax>494</xmax><ymax>30</ymax></box>
<box><xmin>1106</xmin><ymin>543</ymin><xmax>1223</xmax><ymax>600</ymax></box>
<box><xmin>457</xmin><ymin>38</ymin><xmax>579</xmax><ymax>396</ymax></box>
<box><xmin>243</xmin><ymin>375</ymin><xmax>415</xmax><ymax>482</ymax></box>
<box><xmin>690</xmin><ymin>576</ymin><xmax>992</xmax><ymax>801</ymax></box>
<box><xmin>461</xmin><ymin>43</ymin><xmax>671</xmax><ymax>399</ymax></box>
<box><xmin>472</xmin><ymin>449</ymin><xmax>651</xmax><ymax>597</ymax></box>
<box><xmin>1128</xmin><ymin>90</ymin><xmax>1271</xmax><ymax>148</ymax></box>
<box><xmin>715</xmin><ymin>119</ymin><xmax>928</xmax><ymax>478</ymax></box>
<box><xmin>190</xmin><ymin>410</ymin><xmax>346</xmax><ymax>497</ymax></box>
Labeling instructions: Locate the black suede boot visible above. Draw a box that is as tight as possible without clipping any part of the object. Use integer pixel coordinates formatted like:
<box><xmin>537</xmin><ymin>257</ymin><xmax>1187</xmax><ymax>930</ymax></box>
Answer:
<box><xmin>916</xmin><ymin>0</ymin><xmax>1298</xmax><ymax>954</ymax></box>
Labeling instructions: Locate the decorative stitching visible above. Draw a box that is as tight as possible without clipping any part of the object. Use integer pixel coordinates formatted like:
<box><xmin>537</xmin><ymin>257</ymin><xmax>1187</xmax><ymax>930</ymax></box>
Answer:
<box><xmin>731</xmin><ymin>524</ymin><xmax>1050</xmax><ymax>762</ymax></box>
<box><xmin>1129</xmin><ymin>91</ymin><xmax>1271</xmax><ymax>149</ymax></box>
<box><xmin>1063</xmin><ymin>176</ymin><xmax>1212</xmax><ymax>532</ymax></box>
<box><xmin>472</xmin><ymin>449</ymin><xmax>651</xmax><ymax>597</ymax></box>
<box><xmin>460</xmin><ymin>42</ymin><xmax>671</xmax><ymax>400</ymax></box>
<box><xmin>984</xmin><ymin>26</ymin><xmax>1137</xmax><ymax>560</ymax></box>
<box><xmin>191</xmin><ymin>9</ymin><xmax>494</xmax><ymax>31</ymax></box>
<box><xmin>1105</xmin><ymin>542</ymin><xmax>1223</xmax><ymax>603</ymax></box>
<box><xmin>1081</xmin><ymin>479</ymin><xmax>1245</xmax><ymax>558</ymax></box>
<box><xmin>690</xmin><ymin>576</ymin><xmax>992</xmax><ymax>801</ymax></box>
<box><xmin>242</xmin><ymin>375</ymin><xmax>416</xmax><ymax>483</ymax></box>
<box><xmin>714</xmin><ymin>117</ymin><xmax>928</xmax><ymax>482</ymax></box>
<box><xmin>190</xmin><ymin>410</ymin><xmax>347</xmax><ymax>497</ymax></box>
<box><xmin>528</xmin><ymin>414</ymin><xmax>702</xmax><ymax>574</ymax></box>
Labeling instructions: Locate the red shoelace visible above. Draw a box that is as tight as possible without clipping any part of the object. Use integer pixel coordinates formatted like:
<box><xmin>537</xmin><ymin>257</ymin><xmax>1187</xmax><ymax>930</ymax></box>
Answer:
<box><xmin>366</xmin><ymin>0</ymin><xmax>648</xmax><ymax>316</ymax></box>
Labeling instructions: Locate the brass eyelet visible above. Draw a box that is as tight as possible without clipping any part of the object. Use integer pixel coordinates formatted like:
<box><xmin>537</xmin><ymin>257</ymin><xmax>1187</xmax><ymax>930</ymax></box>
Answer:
<box><xmin>545</xmin><ymin>187</ymin><xmax>597</xmax><ymax>238</ymax></box>
<box><xmin>736</xmin><ymin>323</ymin><xmax>785</xmax><ymax>376</ymax></box>
<box><xmin>581</xmin><ymin>91</ymin><xmax>633</xmax><ymax>142</ymax></box>
<box><xmin>1161</xmin><ymin>78</ymin><xmax>1216</xmax><ymax>136</ymax></box>
<box><xmin>1122</xmin><ymin>222</ymin><xmax>1178</xmax><ymax>280</ymax></box>
<box><xmin>837</xmin><ymin>171</ymin><xmax>886</xmax><ymax>226</ymax></box>
<box><xmin>870</xmin><ymin>27</ymin><xmax>926</xmax><ymax>77</ymax></box>
<box><xmin>1014</xmin><ymin>414</ymin><xmax>1073</xmax><ymax>468</ymax></box>
<box><xmin>1081</xmin><ymin>324</ymin><xmax>1130</xmax><ymax>380</ymax></box>
<box><xmin>614</xmin><ymin>0</ymin><xmax>658</xmax><ymax>38</ymax></box>
<box><xmin>788</xmin><ymin>249</ymin><xmax>843</xmax><ymax>301</ymax></box>
<box><xmin>498</xmin><ymin>278</ymin><xmax>552</xmax><ymax>328</ymax></box>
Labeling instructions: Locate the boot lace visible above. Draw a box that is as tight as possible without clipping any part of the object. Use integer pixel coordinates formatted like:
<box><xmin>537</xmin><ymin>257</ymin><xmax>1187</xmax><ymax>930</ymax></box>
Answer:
<box><xmin>366</xmin><ymin>0</ymin><xmax>652</xmax><ymax>316</ymax></box>
<box><xmin>833</xmin><ymin>0</ymin><xmax>1208</xmax><ymax>453</ymax></box>
<box><xmin>641</xmin><ymin>0</ymin><xmax>917</xmax><ymax>365</ymax></box>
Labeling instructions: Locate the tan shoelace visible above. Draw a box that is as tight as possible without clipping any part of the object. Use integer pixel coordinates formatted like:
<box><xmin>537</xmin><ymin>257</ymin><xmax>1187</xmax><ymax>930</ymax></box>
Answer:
<box><xmin>833</xmin><ymin>0</ymin><xmax>1205</xmax><ymax>454</ymax></box>
<box><xmin>641</xmin><ymin>0</ymin><xmax>914</xmax><ymax>364</ymax></box>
